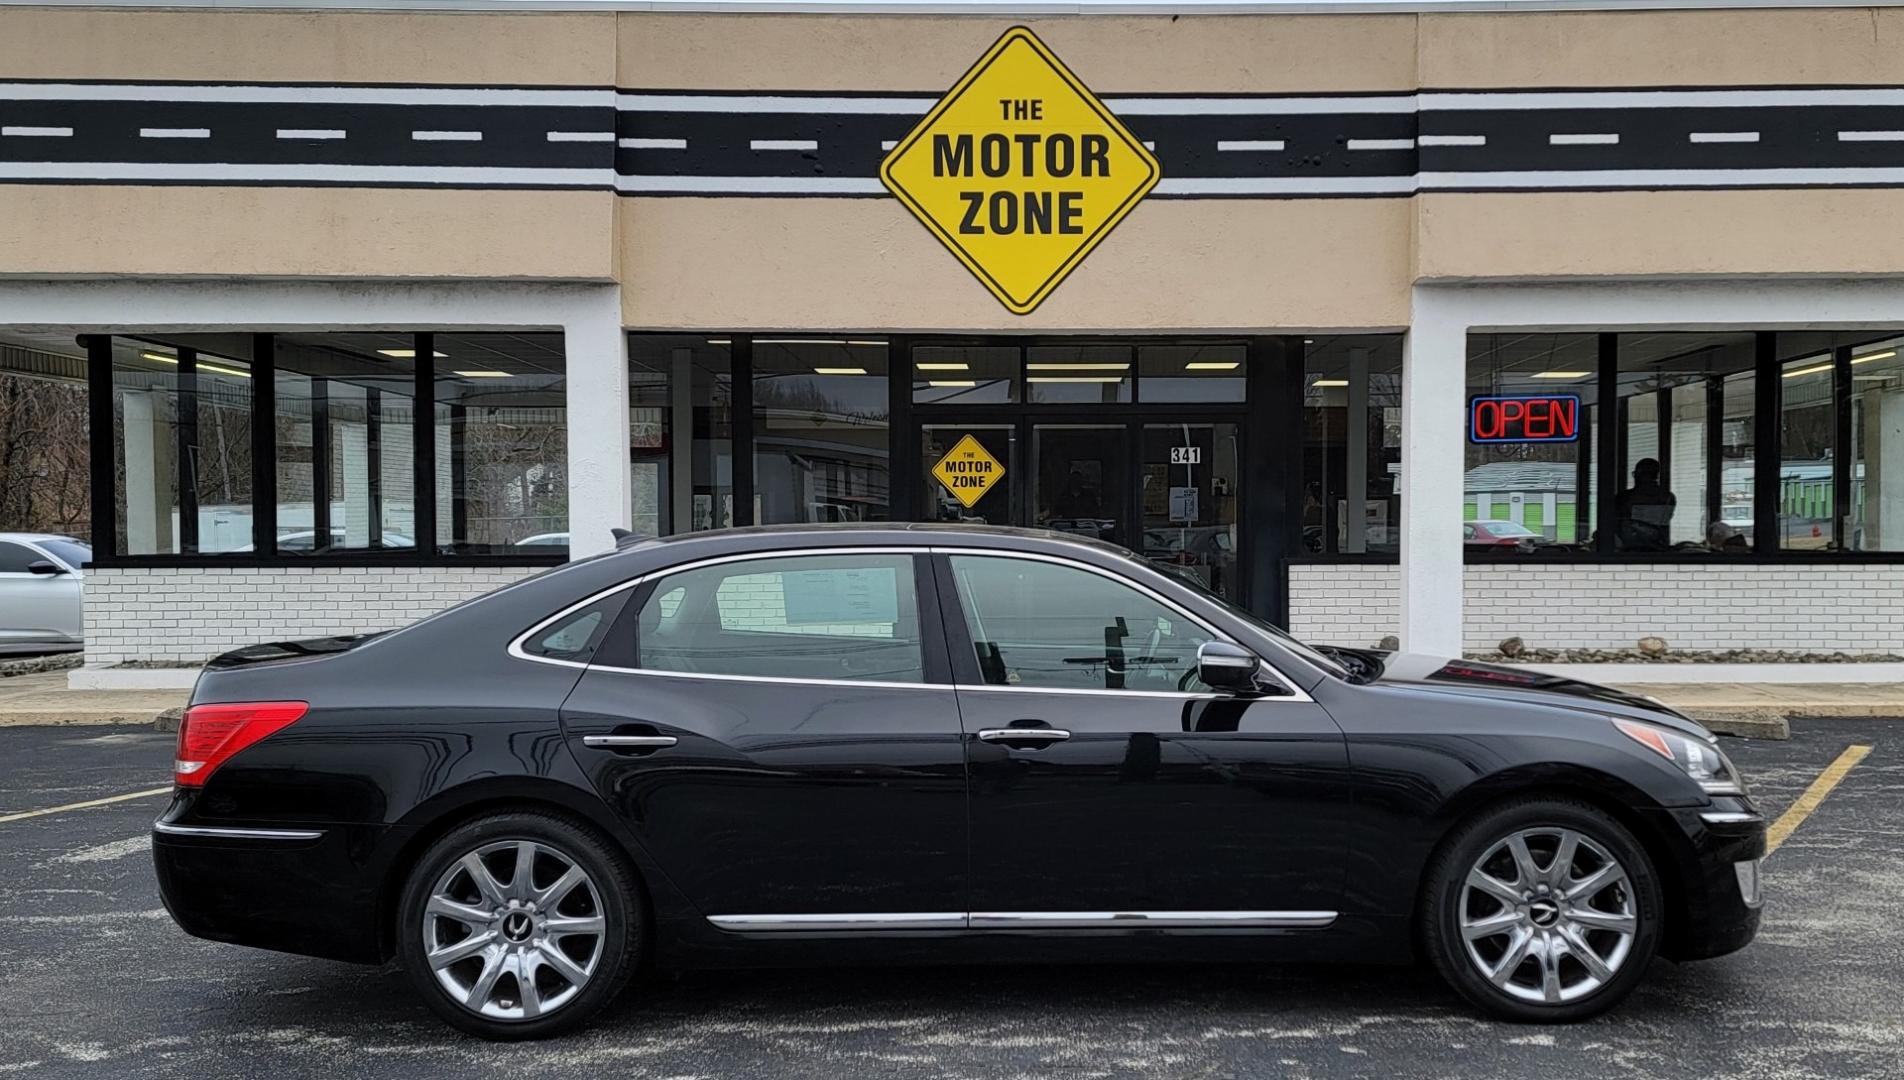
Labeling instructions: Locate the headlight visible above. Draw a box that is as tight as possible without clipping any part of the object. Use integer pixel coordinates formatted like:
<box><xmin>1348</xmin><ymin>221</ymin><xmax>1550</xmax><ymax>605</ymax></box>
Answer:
<box><xmin>1613</xmin><ymin>718</ymin><xmax>1746</xmax><ymax>796</ymax></box>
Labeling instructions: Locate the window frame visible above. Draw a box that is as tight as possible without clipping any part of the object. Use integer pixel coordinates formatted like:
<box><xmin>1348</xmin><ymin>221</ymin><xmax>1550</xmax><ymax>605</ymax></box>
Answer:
<box><xmin>509</xmin><ymin>547</ymin><xmax>952</xmax><ymax>689</ymax></box>
<box><xmin>83</xmin><ymin>331</ymin><xmax>569</xmax><ymax>570</ymax></box>
<box><xmin>929</xmin><ymin>549</ymin><xmax>1307</xmax><ymax>700</ymax></box>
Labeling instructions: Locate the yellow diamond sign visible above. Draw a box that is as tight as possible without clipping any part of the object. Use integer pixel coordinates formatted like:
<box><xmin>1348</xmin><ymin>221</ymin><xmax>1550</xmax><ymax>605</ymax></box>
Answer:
<box><xmin>931</xmin><ymin>433</ymin><xmax>1006</xmax><ymax>509</ymax></box>
<box><xmin>881</xmin><ymin>26</ymin><xmax>1161</xmax><ymax>315</ymax></box>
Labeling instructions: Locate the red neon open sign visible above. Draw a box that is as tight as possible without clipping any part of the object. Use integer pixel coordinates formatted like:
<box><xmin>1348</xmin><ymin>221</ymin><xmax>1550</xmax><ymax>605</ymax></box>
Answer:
<box><xmin>1470</xmin><ymin>395</ymin><xmax>1581</xmax><ymax>444</ymax></box>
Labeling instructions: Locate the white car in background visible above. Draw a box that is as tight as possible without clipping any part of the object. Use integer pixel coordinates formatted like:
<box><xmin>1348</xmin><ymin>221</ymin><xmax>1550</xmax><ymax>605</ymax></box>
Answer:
<box><xmin>0</xmin><ymin>532</ymin><xmax>90</xmax><ymax>655</ymax></box>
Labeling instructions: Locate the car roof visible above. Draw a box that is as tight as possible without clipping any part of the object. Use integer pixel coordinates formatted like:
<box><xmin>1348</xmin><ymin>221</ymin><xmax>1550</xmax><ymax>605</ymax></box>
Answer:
<box><xmin>0</xmin><ymin>532</ymin><xmax>84</xmax><ymax>544</ymax></box>
<box><xmin>627</xmin><ymin>521</ymin><xmax>1138</xmax><ymax>559</ymax></box>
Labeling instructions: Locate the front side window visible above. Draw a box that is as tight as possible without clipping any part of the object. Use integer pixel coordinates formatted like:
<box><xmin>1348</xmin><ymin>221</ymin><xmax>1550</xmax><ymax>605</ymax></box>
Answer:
<box><xmin>947</xmin><ymin>555</ymin><xmax>1215</xmax><ymax>693</ymax></box>
<box><xmin>636</xmin><ymin>554</ymin><xmax>922</xmax><ymax>682</ymax></box>
<box><xmin>0</xmin><ymin>542</ymin><xmax>40</xmax><ymax>574</ymax></box>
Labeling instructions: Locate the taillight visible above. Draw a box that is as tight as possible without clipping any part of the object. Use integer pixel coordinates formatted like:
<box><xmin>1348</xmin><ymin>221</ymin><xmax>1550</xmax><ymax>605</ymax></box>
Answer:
<box><xmin>175</xmin><ymin>701</ymin><xmax>308</xmax><ymax>787</ymax></box>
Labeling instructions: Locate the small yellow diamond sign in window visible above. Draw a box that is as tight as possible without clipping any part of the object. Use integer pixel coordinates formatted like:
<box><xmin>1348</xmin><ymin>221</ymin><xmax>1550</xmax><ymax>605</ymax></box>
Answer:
<box><xmin>931</xmin><ymin>434</ymin><xmax>1006</xmax><ymax>509</ymax></box>
<box><xmin>881</xmin><ymin>26</ymin><xmax>1162</xmax><ymax>316</ymax></box>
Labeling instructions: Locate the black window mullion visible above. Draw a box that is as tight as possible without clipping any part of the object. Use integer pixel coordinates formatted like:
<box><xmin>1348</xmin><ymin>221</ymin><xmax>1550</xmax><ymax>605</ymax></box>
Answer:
<box><xmin>1833</xmin><ymin>342</ymin><xmax>1854</xmax><ymax>551</ymax></box>
<box><xmin>366</xmin><ymin>387</ymin><xmax>383</xmax><ymax>547</ymax></box>
<box><xmin>889</xmin><ymin>335</ymin><xmax>915</xmax><ymax>522</ymax></box>
<box><xmin>1594</xmin><ymin>334</ymin><xmax>1619</xmax><ymax>554</ymax></box>
<box><xmin>1574</xmin><ymin>403</ymin><xmax>1594</xmax><ymax>544</ymax></box>
<box><xmin>1705</xmin><ymin>377</ymin><xmax>1724</xmax><ymax>533</ymax></box>
<box><xmin>1654</xmin><ymin>387</ymin><xmax>1671</xmax><ymax>503</ymax></box>
<box><xmin>85</xmin><ymin>335</ymin><xmax>116</xmax><ymax>560</ymax></box>
<box><xmin>175</xmin><ymin>347</ymin><xmax>200</xmax><ymax>554</ymax></box>
<box><xmin>413</xmin><ymin>332</ymin><xmax>437</xmax><ymax>558</ymax></box>
<box><xmin>732</xmin><ymin>335</ymin><xmax>755</xmax><ymax>526</ymax></box>
<box><xmin>1753</xmin><ymin>331</ymin><xmax>1782</xmax><ymax>555</ymax></box>
<box><xmin>449</xmin><ymin>402</ymin><xmax>468</xmax><ymax>544</ymax></box>
<box><xmin>250</xmin><ymin>333</ymin><xmax>277</xmax><ymax>555</ymax></box>
<box><xmin>310</xmin><ymin>376</ymin><xmax>331</xmax><ymax>552</ymax></box>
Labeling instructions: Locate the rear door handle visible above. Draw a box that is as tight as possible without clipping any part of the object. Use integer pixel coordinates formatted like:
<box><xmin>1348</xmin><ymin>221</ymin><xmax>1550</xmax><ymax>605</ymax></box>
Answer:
<box><xmin>976</xmin><ymin>728</ymin><xmax>1071</xmax><ymax>744</ymax></box>
<box><xmin>582</xmin><ymin>734</ymin><xmax>678</xmax><ymax>752</ymax></box>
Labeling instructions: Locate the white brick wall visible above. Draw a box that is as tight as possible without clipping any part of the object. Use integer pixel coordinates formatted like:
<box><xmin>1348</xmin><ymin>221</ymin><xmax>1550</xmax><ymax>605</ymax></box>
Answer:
<box><xmin>80</xmin><ymin>566</ymin><xmax>540</xmax><ymax>665</ymax></box>
<box><xmin>1289</xmin><ymin>563</ymin><xmax>1904</xmax><ymax>653</ymax></box>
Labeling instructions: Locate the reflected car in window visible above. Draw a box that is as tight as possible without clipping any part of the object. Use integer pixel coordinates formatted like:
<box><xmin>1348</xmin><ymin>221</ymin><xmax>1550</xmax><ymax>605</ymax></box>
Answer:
<box><xmin>152</xmin><ymin>524</ymin><xmax>1763</xmax><ymax>1040</ymax></box>
<box><xmin>1463</xmin><ymin>520</ymin><xmax>1546</xmax><ymax>550</ymax></box>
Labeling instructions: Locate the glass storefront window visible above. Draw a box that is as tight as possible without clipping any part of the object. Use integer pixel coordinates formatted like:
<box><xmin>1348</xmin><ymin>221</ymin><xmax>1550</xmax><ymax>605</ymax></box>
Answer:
<box><xmin>1026</xmin><ymin>345</ymin><xmax>1132</xmax><ymax>404</ymax></box>
<box><xmin>110</xmin><ymin>338</ymin><xmax>183</xmax><ymax>555</ymax></box>
<box><xmin>1140</xmin><ymin>423</ymin><xmax>1241</xmax><ymax>600</ymax></box>
<box><xmin>1462</xmin><ymin>334</ymin><xmax>1594</xmax><ymax>554</ymax></box>
<box><xmin>628</xmin><ymin>347</ymin><xmax>671</xmax><ymax>539</ymax></box>
<box><xmin>1305</xmin><ymin>335</ymin><xmax>1402</xmax><ymax>555</ymax></box>
<box><xmin>1613</xmin><ymin>333</ymin><xmax>1754</xmax><ymax>552</ymax></box>
<box><xmin>1138</xmin><ymin>344</ymin><xmax>1246</xmax><ymax>403</ymax></box>
<box><xmin>1849</xmin><ymin>338</ymin><xmax>1904</xmax><ymax>551</ymax></box>
<box><xmin>914</xmin><ymin>345</ymin><xmax>1018</xmax><ymax>404</ymax></box>
<box><xmin>432</xmin><ymin>334</ymin><xmax>567</xmax><ymax>555</ymax></box>
<box><xmin>752</xmin><ymin>339</ymin><xmax>890</xmax><ymax>524</ymax></box>
<box><xmin>274</xmin><ymin>334</ymin><xmax>417</xmax><ymax>555</ymax></box>
<box><xmin>1778</xmin><ymin>344</ymin><xmax>1835</xmax><ymax>550</ymax></box>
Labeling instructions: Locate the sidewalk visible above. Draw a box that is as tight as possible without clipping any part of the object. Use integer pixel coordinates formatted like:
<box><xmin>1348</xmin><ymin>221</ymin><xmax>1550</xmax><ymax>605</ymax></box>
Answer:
<box><xmin>4</xmin><ymin>667</ymin><xmax>1901</xmax><ymax>738</ymax></box>
<box><xmin>0</xmin><ymin>671</ymin><xmax>186</xmax><ymax>727</ymax></box>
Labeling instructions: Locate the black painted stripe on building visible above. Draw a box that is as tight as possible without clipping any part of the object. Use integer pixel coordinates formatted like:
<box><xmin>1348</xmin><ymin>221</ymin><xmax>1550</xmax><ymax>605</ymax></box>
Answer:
<box><xmin>13</xmin><ymin>83</ymin><xmax>1904</xmax><ymax>195</ymax></box>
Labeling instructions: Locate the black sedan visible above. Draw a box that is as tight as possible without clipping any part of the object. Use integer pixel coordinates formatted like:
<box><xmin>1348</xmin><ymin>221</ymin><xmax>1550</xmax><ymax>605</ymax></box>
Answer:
<box><xmin>153</xmin><ymin>524</ymin><xmax>1763</xmax><ymax>1039</ymax></box>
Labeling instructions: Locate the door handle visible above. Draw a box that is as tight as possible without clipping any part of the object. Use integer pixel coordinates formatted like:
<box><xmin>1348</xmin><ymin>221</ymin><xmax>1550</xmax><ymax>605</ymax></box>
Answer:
<box><xmin>976</xmin><ymin>728</ymin><xmax>1071</xmax><ymax>744</ymax></box>
<box><xmin>582</xmin><ymin>734</ymin><xmax>678</xmax><ymax>751</ymax></box>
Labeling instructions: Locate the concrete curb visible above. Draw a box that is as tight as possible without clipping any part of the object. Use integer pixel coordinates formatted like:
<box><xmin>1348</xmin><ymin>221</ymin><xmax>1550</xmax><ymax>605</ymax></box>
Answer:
<box><xmin>1680</xmin><ymin>711</ymin><xmax>1792</xmax><ymax>740</ymax></box>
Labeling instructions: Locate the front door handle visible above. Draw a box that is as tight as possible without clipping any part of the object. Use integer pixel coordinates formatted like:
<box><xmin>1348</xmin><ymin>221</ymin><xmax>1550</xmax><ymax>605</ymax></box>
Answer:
<box><xmin>976</xmin><ymin>728</ymin><xmax>1071</xmax><ymax>745</ymax></box>
<box><xmin>582</xmin><ymin>734</ymin><xmax>678</xmax><ymax>753</ymax></box>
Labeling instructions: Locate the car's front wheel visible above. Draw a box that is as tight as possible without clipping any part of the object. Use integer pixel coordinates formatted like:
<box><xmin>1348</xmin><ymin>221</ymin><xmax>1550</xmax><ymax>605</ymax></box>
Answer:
<box><xmin>1420</xmin><ymin>797</ymin><xmax>1662</xmax><ymax>1022</ymax></box>
<box><xmin>397</xmin><ymin>811</ymin><xmax>642</xmax><ymax>1039</ymax></box>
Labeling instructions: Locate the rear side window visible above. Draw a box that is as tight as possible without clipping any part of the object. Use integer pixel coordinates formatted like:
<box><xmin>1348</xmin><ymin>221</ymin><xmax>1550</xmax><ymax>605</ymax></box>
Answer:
<box><xmin>636</xmin><ymin>554</ymin><xmax>923</xmax><ymax>683</ymax></box>
<box><xmin>520</xmin><ymin>597</ymin><xmax>620</xmax><ymax>662</ymax></box>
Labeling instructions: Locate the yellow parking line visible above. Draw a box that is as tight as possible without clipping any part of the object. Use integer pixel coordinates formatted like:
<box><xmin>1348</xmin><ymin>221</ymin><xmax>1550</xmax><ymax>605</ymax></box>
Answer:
<box><xmin>0</xmin><ymin>786</ymin><xmax>172</xmax><ymax>825</ymax></box>
<box><xmin>1765</xmin><ymin>744</ymin><xmax>1873</xmax><ymax>855</ymax></box>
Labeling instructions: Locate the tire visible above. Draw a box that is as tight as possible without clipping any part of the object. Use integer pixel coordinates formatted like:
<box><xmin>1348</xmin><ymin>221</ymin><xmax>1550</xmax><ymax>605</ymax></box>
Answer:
<box><xmin>1419</xmin><ymin>797</ymin><xmax>1663</xmax><ymax>1023</ymax></box>
<box><xmin>396</xmin><ymin>811</ymin><xmax>643</xmax><ymax>1040</ymax></box>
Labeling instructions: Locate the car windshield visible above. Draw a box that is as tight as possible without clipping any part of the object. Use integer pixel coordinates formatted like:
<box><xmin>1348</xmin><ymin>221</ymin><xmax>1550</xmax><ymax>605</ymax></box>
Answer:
<box><xmin>38</xmin><ymin>539</ymin><xmax>91</xmax><ymax>567</ymax></box>
<box><xmin>1481</xmin><ymin>521</ymin><xmax>1537</xmax><ymax>537</ymax></box>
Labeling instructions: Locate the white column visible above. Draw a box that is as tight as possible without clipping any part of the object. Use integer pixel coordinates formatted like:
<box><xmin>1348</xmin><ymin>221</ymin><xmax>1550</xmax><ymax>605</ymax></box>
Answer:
<box><xmin>122</xmin><ymin>390</ymin><xmax>174</xmax><ymax>554</ymax></box>
<box><xmin>562</xmin><ymin>289</ymin><xmax>633</xmax><ymax>559</ymax></box>
<box><xmin>1400</xmin><ymin>289</ymin><xmax>1468</xmax><ymax>656</ymax></box>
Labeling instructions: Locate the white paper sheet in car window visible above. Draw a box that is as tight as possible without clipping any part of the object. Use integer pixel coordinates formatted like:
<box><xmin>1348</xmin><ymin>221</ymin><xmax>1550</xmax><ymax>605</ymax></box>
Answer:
<box><xmin>781</xmin><ymin>567</ymin><xmax>899</xmax><ymax>626</ymax></box>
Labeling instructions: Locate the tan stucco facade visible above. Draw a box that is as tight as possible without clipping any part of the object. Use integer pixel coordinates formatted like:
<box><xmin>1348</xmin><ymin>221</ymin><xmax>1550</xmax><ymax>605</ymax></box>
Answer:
<box><xmin>4</xmin><ymin>5</ymin><xmax>1904</xmax><ymax>329</ymax></box>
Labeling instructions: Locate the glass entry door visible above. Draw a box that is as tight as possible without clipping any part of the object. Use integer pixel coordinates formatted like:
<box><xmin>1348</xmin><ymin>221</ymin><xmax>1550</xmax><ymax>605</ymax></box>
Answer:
<box><xmin>920</xmin><ymin>424</ymin><xmax>1017</xmax><ymax>526</ymax></box>
<box><xmin>1140</xmin><ymin>422</ymin><xmax>1242</xmax><ymax>600</ymax></box>
<box><xmin>1031</xmin><ymin>424</ymin><xmax>1128</xmax><ymax>547</ymax></box>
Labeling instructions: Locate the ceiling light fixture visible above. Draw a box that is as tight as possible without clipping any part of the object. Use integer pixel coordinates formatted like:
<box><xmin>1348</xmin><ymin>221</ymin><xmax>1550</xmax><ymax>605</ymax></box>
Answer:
<box><xmin>927</xmin><ymin>380</ymin><xmax>977</xmax><ymax>388</ymax></box>
<box><xmin>1853</xmin><ymin>350</ymin><xmax>1898</xmax><ymax>364</ymax></box>
<box><xmin>1530</xmin><ymin>370</ymin><xmax>1590</xmax><ymax>379</ymax></box>
<box><xmin>377</xmin><ymin>349</ymin><xmax>448</xmax><ymax>359</ymax></box>
<box><xmin>915</xmin><ymin>362</ymin><xmax>969</xmax><ymax>371</ymax></box>
<box><xmin>1184</xmin><ymin>362</ymin><xmax>1240</xmax><ymax>371</ymax></box>
<box><xmin>1311</xmin><ymin>379</ymin><xmax>1349</xmax><ymax>387</ymax></box>
<box><xmin>1026</xmin><ymin>363</ymin><xmax>1129</xmax><ymax>371</ymax></box>
<box><xmin>141</xmin><ymin>351</ymin><xmax>252</xmax><ymax>378</ymax></box>
<box><xmin>1782</xmin><ymin>363</ymin><xmax>1832</xmax><ymax>379</ymax></box>
<box><xmin>707</xmin><ymin>338</ymin><xmax>731</xmax><ymax>346</ymax></box>
<box><xmin>1028</xmin><ymin>376</ymin><xmax>1124</xmax><ymax>383</ymax></box>
<box><xmin>812</xmin><ymin>367</ymin><xmax>867</xmax><ymax>375</ymax></box>
<box><xmin>453</xmin><ymin>370</ymin><xmax>513</xmax><ymax>378</ymax></box>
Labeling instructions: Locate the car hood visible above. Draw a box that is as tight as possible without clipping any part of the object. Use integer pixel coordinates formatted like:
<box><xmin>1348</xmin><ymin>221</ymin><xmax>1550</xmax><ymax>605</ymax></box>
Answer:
<box><xmin>1363</xmin><ymin>652</ymin><xmax>1712</xmax><ymax>738</ymax></box>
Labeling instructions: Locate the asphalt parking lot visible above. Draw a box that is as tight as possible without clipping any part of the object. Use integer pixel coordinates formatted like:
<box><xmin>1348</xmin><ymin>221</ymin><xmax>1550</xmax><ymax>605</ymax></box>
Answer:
<box><xmin>1</xmin><ymin>720</ymin><xmax>1898</xmax><ymax>1079</ymax></box>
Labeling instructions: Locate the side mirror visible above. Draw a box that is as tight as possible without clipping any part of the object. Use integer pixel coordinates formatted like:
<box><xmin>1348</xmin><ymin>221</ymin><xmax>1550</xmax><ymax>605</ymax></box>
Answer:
<box><xmin>1197</xmin><ymin>641</ymin><xmax>1264</xmax><ymax>696</ymax></box>
<box><xmin>25</xmin><ymin>560</ymin><xmax>66</xmax><ymax>576</ymax></box>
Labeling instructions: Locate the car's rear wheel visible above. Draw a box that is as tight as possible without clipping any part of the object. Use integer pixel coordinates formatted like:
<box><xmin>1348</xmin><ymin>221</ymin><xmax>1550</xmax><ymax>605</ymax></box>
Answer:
<box><xmin>1420</xmin><ymin>797</ymin><xmax>1662</xmax><ymax>1022</ymax></box>
<box><xmin>397</xmin><ymin>811</ymin><xmax>642</xmax><ymax>1039</ymax></box>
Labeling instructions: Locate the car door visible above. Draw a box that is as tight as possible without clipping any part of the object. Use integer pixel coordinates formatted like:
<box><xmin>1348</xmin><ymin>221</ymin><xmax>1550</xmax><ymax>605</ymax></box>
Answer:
<box><xmin>0</xmin><ymin>541</ymin><xmax>78</xmax><ymax>647</ymax></box>
<box><xmin>557</xmin><ymin>549</ymin><xmax>969</xmax><ymax>928</ymax></box>
<box><xmin>936</xmin><ymin>551</ymin><xmax>1351</xmax><ymax>927</ymax></box>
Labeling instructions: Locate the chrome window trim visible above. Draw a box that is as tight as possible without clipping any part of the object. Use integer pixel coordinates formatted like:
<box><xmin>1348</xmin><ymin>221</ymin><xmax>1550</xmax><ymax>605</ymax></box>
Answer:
<box><xmin>507</xmin><ymin>543</ymin><xmax>1309</xmax><ymax>702</ymax></box>
<box><xmin>708</xmin><ymin>910</ymin><xmax>1338</xmax><ymax>932</ymax></box>
<box><xmin>506</xmin><ymin>545</ymin><xmax>934</xmax><ymax>671</ymax></box>
<box><xmin>153</xmin><ymin>821</ymin><xmax>324</xmax><ymax>841</ymax></box>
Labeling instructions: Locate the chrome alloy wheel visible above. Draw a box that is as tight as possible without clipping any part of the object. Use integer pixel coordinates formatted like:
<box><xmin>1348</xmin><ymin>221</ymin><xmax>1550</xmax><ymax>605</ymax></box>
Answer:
<box><xmin>1459</xmin><ymin>827</ymin><xmax>1638</xmax><ymax>1005</ymax></box>
<box><xmin>422</xmin><ymin>840</ymin><xmax>607</xmax><ymax>1021</ymax></box>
